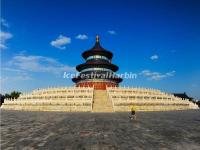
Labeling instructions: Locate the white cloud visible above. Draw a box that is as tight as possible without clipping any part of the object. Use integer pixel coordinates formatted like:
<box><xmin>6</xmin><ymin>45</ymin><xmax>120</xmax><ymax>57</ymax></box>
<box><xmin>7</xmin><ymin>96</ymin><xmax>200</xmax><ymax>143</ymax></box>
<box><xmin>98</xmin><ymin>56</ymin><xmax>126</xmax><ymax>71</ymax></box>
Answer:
<box><xmin>165</xmin><ymin>71</ymin><xmax>176</xmax><ymax>77</ymax></box>
<box><xmin>8</xmin><ymin>54</ymin><xmax>75</xmax><ymax>74</ymax></box>
<box><xmin>0</xmin><ymin>75</ymin><xmax>32</xmax><ymax>84</ymax></box>
<box><xmin>0</xmin><ymin>43</ymin><xmax>7</xmax><ymax>49</ymax></box>
<box><xmin>108</xmin><ymin>30</ymin><xmax>116</xmax><ymax>35</ymax></box>
<box><xmin>0</xmin><ymin>68</ymin><xmax>32</xmax><ymax>84</ymax></box>
<box><xmin>0</xmin><ymin>31</ymin><xmax>13</xmax><ymax>49</ymax></box>
<box><xmin>50</xmin><ymin>35</ymin><xmax>71</xmax><ymax>49</ymax></box>
<box><xmin>1</xmin><ymin>54</ymin><xmax>75</xmax><ymax>88</ymax></box>
<box><xmin>1</xmin><ymin>67</ymin><xmax>25</xmax><ymax>73</ymax></box>
<box><xmin>150</xmin><ymin>54</ymin><xmax>159</xmax><ymax>60</ymax></box>
<box><xmin>140</xmin><ymin>70</ymin><xmax>175</xmax><ymax>80</ymax></box>
<box><xmin>1</xmin><ymin>18</ymin><xmax>9</xmax><ymax>28</ymax></box>
<box><xmin>0</xmin><ymin>31</ymin><xmax>12</xmax><ymax>42</ymax></box>
<box><xmin>75</xmin><ymin>34</ymin><xmax>88</xmax><ymax>40</ymax></box>
<box><xmin>1</xmin><ymin>53</ymin><xmax>76</xmax><ymax>92</ymax></box>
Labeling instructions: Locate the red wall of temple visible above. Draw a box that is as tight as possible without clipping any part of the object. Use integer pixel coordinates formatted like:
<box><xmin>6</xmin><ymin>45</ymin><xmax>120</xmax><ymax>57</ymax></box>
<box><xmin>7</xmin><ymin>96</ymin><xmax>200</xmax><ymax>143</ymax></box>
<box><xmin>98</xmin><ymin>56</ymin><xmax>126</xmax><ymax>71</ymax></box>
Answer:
<box><xmin>76</xmin><ymin>82</ymin><xmax>118</xmax><ymax>90</ymax></box>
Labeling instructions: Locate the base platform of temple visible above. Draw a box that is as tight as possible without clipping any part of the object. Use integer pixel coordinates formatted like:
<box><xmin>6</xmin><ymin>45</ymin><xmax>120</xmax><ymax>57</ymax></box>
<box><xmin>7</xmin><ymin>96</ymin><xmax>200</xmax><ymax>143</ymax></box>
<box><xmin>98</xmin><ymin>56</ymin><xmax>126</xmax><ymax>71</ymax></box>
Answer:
<box><xmin>1</xmin><ymin>86</ymin><xmax>198</xmax><ymax>112</ymax></box>
<box><xmin>76</xmin><ymin>81</ymin><xmax>117</xmax><ymax>90</ymax></box>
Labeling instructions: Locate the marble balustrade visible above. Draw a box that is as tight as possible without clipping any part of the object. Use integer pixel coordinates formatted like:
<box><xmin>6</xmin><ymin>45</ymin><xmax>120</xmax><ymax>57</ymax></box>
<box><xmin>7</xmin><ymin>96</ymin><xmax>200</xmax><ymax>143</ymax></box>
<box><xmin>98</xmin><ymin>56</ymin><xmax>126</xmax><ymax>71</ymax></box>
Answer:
<box><xmin>106</xmin><ymin>87</ymin><xmax>199</xmax><ymax>111</ymax></box>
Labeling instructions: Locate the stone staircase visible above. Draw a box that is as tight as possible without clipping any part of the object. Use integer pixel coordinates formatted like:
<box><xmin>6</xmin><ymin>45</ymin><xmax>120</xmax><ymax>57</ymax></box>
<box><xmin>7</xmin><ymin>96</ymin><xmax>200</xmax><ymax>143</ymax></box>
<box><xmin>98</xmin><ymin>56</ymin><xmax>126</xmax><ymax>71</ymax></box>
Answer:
<box><xmin>92</xmin><ymin>90</ymin><xmax>113</xmax><ymax>112</ymax></box>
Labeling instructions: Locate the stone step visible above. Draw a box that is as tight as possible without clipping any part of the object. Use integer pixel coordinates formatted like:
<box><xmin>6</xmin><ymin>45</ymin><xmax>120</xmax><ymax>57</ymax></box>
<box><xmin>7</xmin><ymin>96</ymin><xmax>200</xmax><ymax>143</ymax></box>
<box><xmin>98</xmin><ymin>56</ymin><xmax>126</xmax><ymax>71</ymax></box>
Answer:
<box><xmin>92</xmin><ymin>90</ymin><xmax>113</xmax><ymax>112</ymax></box>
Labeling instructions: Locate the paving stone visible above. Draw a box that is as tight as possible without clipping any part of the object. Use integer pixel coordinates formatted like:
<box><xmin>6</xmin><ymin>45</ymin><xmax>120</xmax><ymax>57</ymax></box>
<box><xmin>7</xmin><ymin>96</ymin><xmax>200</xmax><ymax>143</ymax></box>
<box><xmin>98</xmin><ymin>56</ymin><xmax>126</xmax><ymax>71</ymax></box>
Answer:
<box><xmin>1</xmin><ymin>110</ymin><xmax>200</xmax><ymax>150</ymax></box>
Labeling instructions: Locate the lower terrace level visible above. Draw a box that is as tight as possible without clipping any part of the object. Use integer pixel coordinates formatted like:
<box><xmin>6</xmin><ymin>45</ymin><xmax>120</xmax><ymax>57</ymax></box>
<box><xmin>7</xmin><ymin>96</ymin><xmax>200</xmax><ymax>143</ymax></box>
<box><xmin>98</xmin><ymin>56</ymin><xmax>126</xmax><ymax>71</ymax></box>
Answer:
<box><xmin>1</xmin><ymin>87</ymin><xmax>199</xmax><ymax>112</ymax></box>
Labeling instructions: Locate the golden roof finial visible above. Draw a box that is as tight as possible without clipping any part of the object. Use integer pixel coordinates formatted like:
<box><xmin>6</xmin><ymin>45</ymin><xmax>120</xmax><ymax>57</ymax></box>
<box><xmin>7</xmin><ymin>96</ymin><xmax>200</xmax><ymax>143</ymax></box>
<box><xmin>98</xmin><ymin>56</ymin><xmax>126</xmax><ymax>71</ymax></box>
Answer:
<box><xmin>96</xmin><ymin>35</ymin><xmax>100</xmax><ymax>42</ymax></box>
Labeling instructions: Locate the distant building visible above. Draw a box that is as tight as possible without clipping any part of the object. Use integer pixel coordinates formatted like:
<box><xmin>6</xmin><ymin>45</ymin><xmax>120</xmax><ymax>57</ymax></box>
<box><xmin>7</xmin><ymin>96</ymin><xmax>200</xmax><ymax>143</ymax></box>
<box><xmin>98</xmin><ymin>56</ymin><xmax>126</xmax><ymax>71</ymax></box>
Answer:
<box><xmin>0</xmin><ymin>94</ymin><xmax>5</xmax><ymax>105</ymax></box>
<box><xmin>173</xmin><ymin>92</ymin><xmax>193</xmax><ymax>101</ymax></box>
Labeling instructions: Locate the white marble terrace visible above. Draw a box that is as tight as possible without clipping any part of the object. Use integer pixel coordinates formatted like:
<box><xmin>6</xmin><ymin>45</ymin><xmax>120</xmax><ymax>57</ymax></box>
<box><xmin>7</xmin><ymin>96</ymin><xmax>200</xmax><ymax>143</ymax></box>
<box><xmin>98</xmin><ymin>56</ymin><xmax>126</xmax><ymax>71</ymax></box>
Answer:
<box><xmin>2</xmin><ymin>86</ymin><xmax>198</xmax><ymax>112</ymax></box>
<box><xmin>2</xmin><ymin>87</ymin><xmax>94</xmax><ymax>112</ymax></box>
<box><xmin>106</xmin><ymin>87</ymin><xmax>199</xmax><ymax>111</ymax></box>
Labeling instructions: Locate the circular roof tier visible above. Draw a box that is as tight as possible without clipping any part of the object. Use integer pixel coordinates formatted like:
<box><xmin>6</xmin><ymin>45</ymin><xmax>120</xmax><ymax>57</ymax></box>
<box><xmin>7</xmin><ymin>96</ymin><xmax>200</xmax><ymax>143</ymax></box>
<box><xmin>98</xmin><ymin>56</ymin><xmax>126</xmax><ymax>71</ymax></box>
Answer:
<box><xmin>76</xmin><ymin>60</ymin><xmax>119</xmax><ymax>72</ymax></box>
<box><xmin>82</xmin><ymin>36</ymin><xmax>113</xmax><ymax>59</ymax></box>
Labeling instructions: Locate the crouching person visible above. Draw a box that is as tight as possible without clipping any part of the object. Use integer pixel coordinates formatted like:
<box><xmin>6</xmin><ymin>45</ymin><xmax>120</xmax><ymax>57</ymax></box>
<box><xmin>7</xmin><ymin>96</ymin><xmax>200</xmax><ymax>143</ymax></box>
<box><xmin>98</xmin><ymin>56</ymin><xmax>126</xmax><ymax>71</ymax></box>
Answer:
<box><xmin>130</xmin><ymin>105</ymin><xmax>136</xmax><ymax>120</ymax></box>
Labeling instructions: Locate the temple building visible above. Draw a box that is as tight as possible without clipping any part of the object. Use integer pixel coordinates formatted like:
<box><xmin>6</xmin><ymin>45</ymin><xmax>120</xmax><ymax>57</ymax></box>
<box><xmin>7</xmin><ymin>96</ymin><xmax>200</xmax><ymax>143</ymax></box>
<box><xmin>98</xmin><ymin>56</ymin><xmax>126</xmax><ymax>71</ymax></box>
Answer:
<box><xmin>1</xmin><ymin>36</ymin><xmax>199</xmax><ymax>112</ymax></box>
<box><xmin>72</xmin><ymin>36</ymin><xmax>122</xmax><ymax>89</ymax></box>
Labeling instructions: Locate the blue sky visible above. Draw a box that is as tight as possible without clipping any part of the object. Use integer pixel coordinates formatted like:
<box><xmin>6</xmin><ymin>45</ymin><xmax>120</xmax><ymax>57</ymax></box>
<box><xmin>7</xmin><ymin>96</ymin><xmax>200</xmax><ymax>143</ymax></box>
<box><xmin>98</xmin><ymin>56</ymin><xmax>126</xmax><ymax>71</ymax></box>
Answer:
<box><xmin>1</xmin><ymin>0</ymin><xmax>200</xmax><ymax>99</ymax></box>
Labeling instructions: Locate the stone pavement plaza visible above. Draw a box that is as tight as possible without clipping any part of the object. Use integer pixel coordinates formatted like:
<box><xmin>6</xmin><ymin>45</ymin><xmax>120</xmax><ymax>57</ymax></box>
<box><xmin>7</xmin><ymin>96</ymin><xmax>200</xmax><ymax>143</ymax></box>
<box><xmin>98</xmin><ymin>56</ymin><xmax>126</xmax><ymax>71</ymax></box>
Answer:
<box><xmin>1</xmin><ymin>110</ymin><xmax>200</xmax><ymax>150</ymax></box>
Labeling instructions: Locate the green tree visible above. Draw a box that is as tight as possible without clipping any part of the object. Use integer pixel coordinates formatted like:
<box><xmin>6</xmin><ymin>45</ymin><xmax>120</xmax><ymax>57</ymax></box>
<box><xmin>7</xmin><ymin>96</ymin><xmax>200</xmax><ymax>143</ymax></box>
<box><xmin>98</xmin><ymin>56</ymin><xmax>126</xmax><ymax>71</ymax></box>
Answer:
<box><xmin>10</xmin><ymin>91</ymin><xmax>21</xmax><ymax>99</ymax></box>
<box><xmin>196</xmin><ymin>101</ymin><xmax>200</xmax><ymax>108</ymax></box>
<box><xmin>4</xmin><ymin>93</ymin><xmax>11</xmax><ymax>99</ymax></box>
<box><xmin>3</xmin><ymin>91</ymin><xmax>21</xmax><ymax>99</ymax></box>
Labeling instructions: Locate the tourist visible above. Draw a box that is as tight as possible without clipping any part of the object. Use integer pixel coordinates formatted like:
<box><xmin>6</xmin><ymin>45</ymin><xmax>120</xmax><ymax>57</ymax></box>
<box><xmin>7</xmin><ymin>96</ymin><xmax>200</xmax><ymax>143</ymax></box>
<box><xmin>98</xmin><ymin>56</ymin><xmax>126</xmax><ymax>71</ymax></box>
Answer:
<box><xmin>130</xmin><ymin>105</ymin><xmax>136</xmax><ymax>120</ymax></box>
